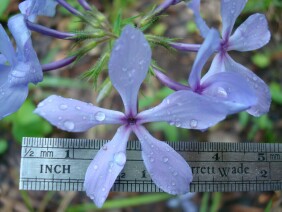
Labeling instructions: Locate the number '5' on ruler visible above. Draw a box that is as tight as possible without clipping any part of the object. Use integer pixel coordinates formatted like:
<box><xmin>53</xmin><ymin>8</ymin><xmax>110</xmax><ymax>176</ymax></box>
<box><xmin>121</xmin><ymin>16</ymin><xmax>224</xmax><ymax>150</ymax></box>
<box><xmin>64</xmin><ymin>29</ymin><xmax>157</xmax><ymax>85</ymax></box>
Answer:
<box><xmin>20</xmin><ymin>137</ymin><xmax>282</xmax><ymax>192</ymax></box>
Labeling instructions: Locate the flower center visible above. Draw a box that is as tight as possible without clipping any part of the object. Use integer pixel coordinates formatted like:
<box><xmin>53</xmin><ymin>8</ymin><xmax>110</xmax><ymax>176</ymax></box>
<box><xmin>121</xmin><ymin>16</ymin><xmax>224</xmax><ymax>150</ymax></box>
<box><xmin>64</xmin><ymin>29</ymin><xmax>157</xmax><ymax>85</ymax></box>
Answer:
<box><xmin>127</xmin><ymin>117</ymin><xmax>137</xmax><ymax>125</ymax></box>
<box><xmin>220</xmin><ymin>39</ymin><xmax>229</xmax><ymax>54</ymax></box>
<box><xmin>121</xmin><ymin>114</ymin><xmax>140</xmax><ymax>126</ymax></box>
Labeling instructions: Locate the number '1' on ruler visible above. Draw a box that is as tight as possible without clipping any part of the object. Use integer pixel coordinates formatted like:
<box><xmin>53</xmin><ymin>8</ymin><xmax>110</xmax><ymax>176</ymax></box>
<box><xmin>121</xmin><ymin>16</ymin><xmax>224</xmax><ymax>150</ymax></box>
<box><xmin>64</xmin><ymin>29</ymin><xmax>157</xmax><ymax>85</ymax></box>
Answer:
<box><xmin>20</xmin><ymin>137</ymin><xmax>282</xmax><ymax>192</ymax></box>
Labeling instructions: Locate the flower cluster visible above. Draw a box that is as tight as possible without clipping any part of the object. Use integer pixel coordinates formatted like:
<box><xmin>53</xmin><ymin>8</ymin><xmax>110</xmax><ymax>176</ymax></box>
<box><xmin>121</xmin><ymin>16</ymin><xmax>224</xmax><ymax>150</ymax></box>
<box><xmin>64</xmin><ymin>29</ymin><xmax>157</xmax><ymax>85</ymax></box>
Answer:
<box><xmin>0</xmin><ymin>0</ymin><xmax>271</xmax><ymax>208</ymax></box>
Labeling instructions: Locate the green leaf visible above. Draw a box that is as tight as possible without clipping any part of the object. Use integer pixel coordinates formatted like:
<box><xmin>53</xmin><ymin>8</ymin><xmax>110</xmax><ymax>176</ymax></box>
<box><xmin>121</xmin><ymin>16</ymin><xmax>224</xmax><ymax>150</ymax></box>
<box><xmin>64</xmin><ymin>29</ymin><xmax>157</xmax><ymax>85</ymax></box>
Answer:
<box><xmin>149</xmin><ymin>122</ymin><xmax>180</xmax><ymax>141</ymax></box>
<box><xmin>251</xmin><ymin>53</ymin><xmax>270</xmax><ymax>68</ymax></box>
<box><xmin>146</xmin><ymin>34</ymin><xmax>177</xmax><ymax>52</ymax></box>
<box><xmin>8</xmin><ymin>100</ymin><xmax>52</xmax><ymax>143</ymax></box>
<box><xmin>270</xmin><ymin>82</ymin><xmax>282</xmax><ymax>104</ymax></box>
<box><xmin>152</xmin><ymin>23</ymin><xmax>167</xmax><ymax>36</ymax></box>
<box><xmin>210</xmin><ymin>193</ymin><xmax>222</xmax><ymax>212</ymax></box>
<box><xmin>81</xmin><ymin>52</ymin><xmax>110</xmax><ymax>88</ymax></box>
<box><xmin>67</xmin><ymin>193</ymin><xmax>172</xmax><ymax>212</ymax></box>
<box><xmin>20</xmin><ymin>190</ymin><xmax>34</xmax><ymax>212</ymax></box>
<box><xmin>67</xmin><ymin>16</ymin><xmax>83</xmax><ymax>31</ymax></box>
<box><xmin>257</xmin><ymin>115</ymin><xmax>272</xmax><ymax>130</ymax></box>
<box><xmin>122</xmin><ymin>14</ymin><xmax>140</xmax><ymax>26</ymax></box>
<box><xmin>31</xmin><ymin>76</ymin><xmax>92</xmax><ymax>90</ymax></box>
<box><xmin>200</xmin><ymin>193</ymin><xmax>210</xmax><ymax>212</ymax></box>
<box><xmin>264</xmin><ymin>199</ymin><xmax>273</xmax><ymax>212</ymax></box>
<box><xmin>96</xmin><ymin>78</ymin><xmax>112</xmax><ymax>103</ymax></box>
<box><xmin>186</xmin><ymin>21</ymin><xmax>197</xmax><ymax>33</ymax></box>
<box><xmin>139</xmin><ymin>86</ymin><xmax>173</xmax><ymax>109</ymax></box>
<box><xmin>239</xmin><ymin>112</ymin><xmax>249</xmax><ymax>127</ymax></box>
<box><xmin>0</xmin><ymin>0</ymin><xmax>9</xmax><ymax>17</ymax></box>
<box><xmin>0</xmin><ymin>139</ymin><xmax>8</xmax><ymax>155</ymax></box>
<box><xmin>113</xmin><ymin>10</ymin><xmax>122</xmax><ymax>35</ymax></box>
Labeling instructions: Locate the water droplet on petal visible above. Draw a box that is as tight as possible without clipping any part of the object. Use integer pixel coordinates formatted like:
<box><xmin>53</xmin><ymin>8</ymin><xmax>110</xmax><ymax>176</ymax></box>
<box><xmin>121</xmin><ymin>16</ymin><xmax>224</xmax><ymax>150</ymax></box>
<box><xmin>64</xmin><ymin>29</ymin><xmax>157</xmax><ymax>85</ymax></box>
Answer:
<box><xmin>169</xmin><ymin>121</ymin><xmax>175</xmax><ymax>126</ymax></box>
<box><xmin>150</xmin><ymin>157</ymin><xmax>154</xmax><ymax>163</ymax></box>
<box><xmin>175</xmin><ymin>122</ymin><xmax>181</xmax><ymax>127</ymax></box>
<box><xmin>139</xmin><ymin>60</ymin><xmax>144</xmax><ymax>65</ymax></box>
<box><xmin>39</xmin><ymin>111</ymin><xmax>46</xmax><ymax>116</ymax></box>
<box><xmin>82</xmin><ymin>116</ymin><xmax>87</xmax><ymax>120</ymax></box>
<box><xmin>130</xmin><ymin>35</ymin><xmax>135</xmax><ymax>39</ymax></box>
<box><xmin>217</xmin><ymin>87</ymin><xmax>228</xmax><ymax>98</ymax></box>
<box><xmin>115</xmin><ymin>45</ymin><xmax>121</xmax><ymax>51</ymax></box>
<box><xmin>100</xmin><ymin>196</ymin><xmax>106</xmax><ymax>203</ymax></box>
<box><xmin>173</xmin><ymin>171</ymin><xmax>178</xmax><ymax>176</ymax></box>
<box><xmin>58</xmin><ymin>116</ymin><xmax>62</xmax><ymax>120</ymax></box>
<box><xmin>95</xmin><ymin>111</ymin><xmax>106</xmax><ymax>121</ymax></box>
<box><xmin>38</xmin><ymin>102</ymin><xmax>45</xmax><ymax>107</ymax></box>
<box><xmin>75</xmin><ymin>106</ymin><xmax>81</xmax><ymax>110</ymax></box>
<box><xmin>114</xmin><ymin>152</ymin><xmax>126</xmax><ymax>166</ymax></box>
<box><xmin>11</xmin><ymin>70</ymin><xmax>25</xmax><ymax>78</ymax></box>
<box><xmin>163</xmin><ymin>156</ymin><xmax>169</xmax><ymax>163</ymax></box>
<box><xmin>122</xmin><ymin>67</ymin><xmax>127</xmax><ymax>72</ymax></box>
<box><xmin>93</xmin><ymin>165</ymin><xmax>98</xmax><ymax>170</ymax></box>
<box><xmin>64</xmin><ymin>120</ymin><xmax>75</xmax><ymax>130</ymax></box>
<box><xmin>166</xmin><ymin>99</ymin><xmax>170</xmax><ymax>105</ymax></box>
<box><xmin>59</xmin><ymin>104</ymin><xmax>68</xmax><ymax>110</ymax></box>
<box><xmin>101</xmin><ymin>187</ymin><xmax>106</xmax><ymax>192</ymax></box>
<box><xmin>190</xmin><ymin>119</ymin><xmax>198</xmax><ymax>128</ymax></box>
<box><xmin>107</xmin><ymin>162</ymin><xmax>113</xmax><ymax>169</ymax></box>
<box><xmin>102</xmin><ymin>145</ymin><xmax>107</xmax><ymax>151</ymax></box>
<box><xmin>171</xmin><ymin>181</ymin><xmax>176</xmax><ymax>186</ymax></box>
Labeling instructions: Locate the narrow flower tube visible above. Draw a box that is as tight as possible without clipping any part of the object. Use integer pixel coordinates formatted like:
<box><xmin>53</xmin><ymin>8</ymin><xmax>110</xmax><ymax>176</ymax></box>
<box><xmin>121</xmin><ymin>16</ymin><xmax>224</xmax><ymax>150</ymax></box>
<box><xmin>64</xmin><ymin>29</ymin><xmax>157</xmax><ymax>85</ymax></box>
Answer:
<box><xmin>155</xmin><ymin>0</ymin><xmax>182</xmax><ymax>15</ymax></box>
<box><xmin>42</xmin><ymin>56</ymin><xmax>77</xmax><ymax>72</ymax></box>
<box><xmin>26</xmin><ymin>20</ymin><xmax>75</xmax><ymax>39</ymax></box>
<box><xmin>56</xmin><ymin>0</ymin><xmax>82</xmax><ymax>16</ymax></box>
<box><xmin>154</xmin><ymin>68</ymin><xmax>190</xmax><ymax>91</ymax></box>
<box><xmin>170</xmin><ymin>42</ymin><xmax>201</xmax><ymax>52</ymax></box>
<box><xmin>78</xmin><ymin>0</ymin><xmax>91</xmax><ymax>10</ymax></box>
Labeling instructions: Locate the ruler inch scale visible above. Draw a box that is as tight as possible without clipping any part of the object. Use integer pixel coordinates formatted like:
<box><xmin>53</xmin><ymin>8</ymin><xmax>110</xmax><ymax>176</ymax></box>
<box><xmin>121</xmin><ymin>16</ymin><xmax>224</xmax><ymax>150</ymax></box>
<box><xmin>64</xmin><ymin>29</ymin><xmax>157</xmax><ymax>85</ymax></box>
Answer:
<box><xmin>20</xmin><ymin>137</ymin><xmax>282</xmax><ymax>192</ymax></box>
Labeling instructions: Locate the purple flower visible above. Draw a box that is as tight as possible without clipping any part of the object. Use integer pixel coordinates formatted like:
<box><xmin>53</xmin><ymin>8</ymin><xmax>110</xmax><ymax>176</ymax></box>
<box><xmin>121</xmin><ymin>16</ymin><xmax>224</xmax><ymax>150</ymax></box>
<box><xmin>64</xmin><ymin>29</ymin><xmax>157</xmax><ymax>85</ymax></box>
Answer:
<box><xmin>19</xmin><ymin>0</ymin><xmax>58</xmax><ymax>22</ymax></box>
<box><xmin>34</xmin><ymin>25</ymin><xmax>245</xmax><ymax>207</ymax></box>
<box><xmin>0</xmin><ymin>14</ymin><xmax>43</xmax><ymax>119</ymax></box>
<box><xmin>156</xmin><ymin>29</ymin><xmax>257</xmax><ymax>124</ymax></box>
<box><xmin>187</xmin><ymin>0</ymin><xmax>271</xmax><ymax>116</ymax></box>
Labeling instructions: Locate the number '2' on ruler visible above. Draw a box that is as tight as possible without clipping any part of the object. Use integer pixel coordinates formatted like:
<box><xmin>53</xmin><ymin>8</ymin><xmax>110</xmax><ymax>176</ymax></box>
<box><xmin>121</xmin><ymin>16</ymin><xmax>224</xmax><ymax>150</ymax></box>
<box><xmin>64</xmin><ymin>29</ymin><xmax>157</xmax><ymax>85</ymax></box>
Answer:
<box><xmin>20</xmin><ymin>137</ymin><xmax>282</xmax><ymax>192</ymax></box>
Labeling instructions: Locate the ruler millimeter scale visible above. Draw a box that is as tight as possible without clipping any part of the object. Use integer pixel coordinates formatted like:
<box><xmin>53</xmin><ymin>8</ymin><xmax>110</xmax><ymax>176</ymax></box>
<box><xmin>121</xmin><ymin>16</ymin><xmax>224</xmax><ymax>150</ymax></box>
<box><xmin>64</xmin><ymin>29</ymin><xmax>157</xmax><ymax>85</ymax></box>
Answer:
<box><xmin>20</xmin><ymin>137</ymin><xmax>282</xmax><ymax>192</ymax></box>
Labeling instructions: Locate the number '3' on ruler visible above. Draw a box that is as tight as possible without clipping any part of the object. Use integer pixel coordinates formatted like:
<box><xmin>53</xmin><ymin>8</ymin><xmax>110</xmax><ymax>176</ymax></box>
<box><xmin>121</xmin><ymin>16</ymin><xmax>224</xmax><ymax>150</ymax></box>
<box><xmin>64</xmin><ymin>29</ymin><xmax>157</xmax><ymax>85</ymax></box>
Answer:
<box><xmin>20</xmin><ymin>137</ymin><xmax>282</xmax><ymax>192</ymax></box>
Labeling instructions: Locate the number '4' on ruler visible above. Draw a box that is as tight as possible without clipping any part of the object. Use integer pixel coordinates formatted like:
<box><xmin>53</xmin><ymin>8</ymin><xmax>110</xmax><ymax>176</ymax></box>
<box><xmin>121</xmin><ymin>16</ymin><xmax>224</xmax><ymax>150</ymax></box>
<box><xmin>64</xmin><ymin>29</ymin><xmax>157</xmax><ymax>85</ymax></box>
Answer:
<box><xmin>20</xmin><ymin>138</ymin><xmax>282</xmax><ymax>192</ymax></box>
